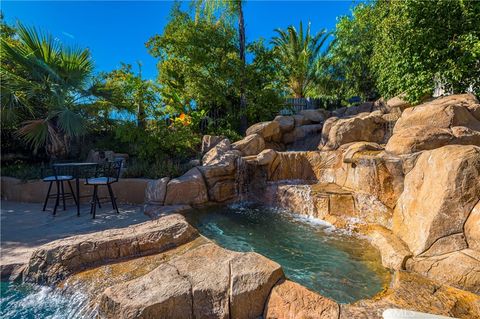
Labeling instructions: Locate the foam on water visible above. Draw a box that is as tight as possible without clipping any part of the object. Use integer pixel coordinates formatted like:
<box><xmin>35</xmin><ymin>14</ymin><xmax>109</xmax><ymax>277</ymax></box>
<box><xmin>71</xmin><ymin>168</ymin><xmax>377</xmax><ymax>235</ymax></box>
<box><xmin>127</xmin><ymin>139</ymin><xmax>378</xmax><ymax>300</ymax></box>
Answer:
<box><xmin>0</xmin><ymin>281</ymin><xmax>94</xmax><ymax>319</ymax></box>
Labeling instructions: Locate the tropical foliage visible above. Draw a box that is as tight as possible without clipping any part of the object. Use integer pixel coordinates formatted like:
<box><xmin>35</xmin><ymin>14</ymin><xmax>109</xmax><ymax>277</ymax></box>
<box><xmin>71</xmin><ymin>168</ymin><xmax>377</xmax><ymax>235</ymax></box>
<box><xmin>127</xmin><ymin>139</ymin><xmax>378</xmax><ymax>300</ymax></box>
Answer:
<box><xmin>328</xmin><ymin>0</ymin><xmax>480</xmax><ymax>103</ymax></box>
<box><xmin>1</xmin><ymin>22</ymin><xmax>93</xmax><ymax>157</ymax></box>
<box><xmin>272</xmin><ymin>22</ymin><xmax>331</xmax><ymax>98</ymax></box>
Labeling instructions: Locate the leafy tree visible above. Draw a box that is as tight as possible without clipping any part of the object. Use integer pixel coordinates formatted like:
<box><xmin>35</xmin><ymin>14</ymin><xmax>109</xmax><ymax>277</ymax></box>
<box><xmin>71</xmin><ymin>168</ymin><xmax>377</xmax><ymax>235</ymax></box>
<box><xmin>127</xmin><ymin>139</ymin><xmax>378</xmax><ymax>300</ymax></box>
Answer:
<box><xmin>1</xmin><ymin>23</ymin><xmax>94</xmax><ymax>157</ymax></box>
<box><xmin>326</xmin><ymin>3</ymin><xmax>379</xmax><ymax>101</ymax></box>
<box><xmin>371</xmin><ymin>0</ymin><xmax>480</xmax><ymax>102</ymax></box>
<box><xmin>272</xmin><ymin>22</ymin><xmax>331</xmax><ymax>98</ymax></box>
<box><xmin>194</xmin><ymin>0</ymin><xmax>248</xmax><ymax>132</ymax></box>
<box><xmin>93</xmin><ymin>62</ymin><xmax>161</xmax><ymax>127</ymax></box>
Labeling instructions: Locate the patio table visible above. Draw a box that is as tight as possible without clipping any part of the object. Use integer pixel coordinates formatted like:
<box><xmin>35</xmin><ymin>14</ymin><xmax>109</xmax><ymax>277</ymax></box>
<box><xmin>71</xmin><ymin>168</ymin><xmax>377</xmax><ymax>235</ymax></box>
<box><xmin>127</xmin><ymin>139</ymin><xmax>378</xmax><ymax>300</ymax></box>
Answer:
<box><xmin>53</xmin><ymin>162</ymin><xmax>98</xmax><ymax>216</ymax></box>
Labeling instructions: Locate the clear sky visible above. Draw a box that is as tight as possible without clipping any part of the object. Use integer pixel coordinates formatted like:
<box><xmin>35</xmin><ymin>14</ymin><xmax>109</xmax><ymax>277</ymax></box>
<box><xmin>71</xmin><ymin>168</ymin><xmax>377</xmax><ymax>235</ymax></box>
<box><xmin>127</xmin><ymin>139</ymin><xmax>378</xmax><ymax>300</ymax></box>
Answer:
<box><xmin>2</xmin><ymin>1</ymin><xmax>358</xmax><ymax>80</ymax></box>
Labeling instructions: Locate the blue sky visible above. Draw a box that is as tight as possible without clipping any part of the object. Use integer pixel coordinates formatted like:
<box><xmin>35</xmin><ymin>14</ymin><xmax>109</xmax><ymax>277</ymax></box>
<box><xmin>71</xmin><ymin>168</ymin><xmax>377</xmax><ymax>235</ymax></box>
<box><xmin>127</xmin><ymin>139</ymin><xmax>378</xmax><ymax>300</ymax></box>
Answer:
<box><xmin>2</xmin><ymin>1</ymin><xmax>358</xmax><ymax>80</ymax></box>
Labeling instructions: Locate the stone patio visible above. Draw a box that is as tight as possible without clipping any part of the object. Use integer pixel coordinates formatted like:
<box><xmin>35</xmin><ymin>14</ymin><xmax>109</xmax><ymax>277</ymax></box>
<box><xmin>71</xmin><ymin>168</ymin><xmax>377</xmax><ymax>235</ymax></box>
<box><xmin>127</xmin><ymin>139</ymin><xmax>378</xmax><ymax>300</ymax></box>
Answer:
<box><xmin>0</xmin><ymin>200</ymin><xmax>150</xmax><ymax>268</ymax></box>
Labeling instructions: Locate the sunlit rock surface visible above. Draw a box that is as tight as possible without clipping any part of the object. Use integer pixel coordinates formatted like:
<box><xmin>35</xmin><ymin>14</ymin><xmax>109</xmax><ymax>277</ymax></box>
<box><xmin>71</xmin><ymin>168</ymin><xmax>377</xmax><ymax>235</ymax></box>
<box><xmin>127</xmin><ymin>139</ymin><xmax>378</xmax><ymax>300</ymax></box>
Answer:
<box><xmin>23</xmin><ymin>214</ymin><xmax>198</xmax><ymax>285</ymax></box>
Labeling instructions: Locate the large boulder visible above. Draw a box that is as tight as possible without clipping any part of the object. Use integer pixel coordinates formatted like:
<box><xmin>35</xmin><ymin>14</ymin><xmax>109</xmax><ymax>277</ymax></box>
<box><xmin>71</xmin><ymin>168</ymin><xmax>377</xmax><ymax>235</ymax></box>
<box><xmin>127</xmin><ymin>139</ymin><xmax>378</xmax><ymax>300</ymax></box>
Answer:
<box><xmin>256</xmin><ymin>149</ymin><xmax>278</xmax><ymax>166</ymax></box>
<box><xmin>246</xmin><ymin>121</ymin><xmax>280</xmax><ymax>142</ymax></box>
<box><xmin>144</xmin><ymin>177</ymin><xmax>170</xmax><ymax>205</ymax></box>
<box><xmin>164</xmin><ymin>167</ymin><xmax>209</xmax><ymax>205</ymax></box>
<box><xmin>232</xmin><ymin>134</ymin><xmax>265</xmax><ymax>156</ymax></box>
<box><xmin>202</xmin><ymin>138</ymin><xmax>231</xmax><ymax>165</ymax></box>
<box><xmin>386</xmin><ymin>94</ymin><xmax>480</xmax><ymax>154</ymax></box>
<box><xmin>201</xmin><ymin>135</ymin><xmax>225</xmax><ymax>155</ymax></box>
<box><xmin>99</xmin><ymin>243</ymin><xmax>284</xmax><ymax>319</ymax></box>
<box><xmin>321</xmin><ymin>114</ymin><xmax>387</xmax><ymax>150</ymax></box>
<box><xmin>23</xmin><ymin>214</ymin><xmax>198</xmax><ymax>284</ymax></box>
<box><xmin>299</xmin><ymin>109</ymin><xmax>325</xmax><ymax>123</ymax></box>
<box><xmin>392</xmin><ymin>145</ymin><xmax>480</xmax><ymax>256</ymax></box>
<box><xmin>273</xmin><ymin>115</ymin><xmax>294</xmax><ymax>133</ymax></box>
<box><xmin>406</xmin><ymin>249</ymin><xmax>480</xmax><ymax>294</ymax></box>
<box><xmin>465</xmin><ymin>200</ymin><xmax>480</xmax><ymax>250</ymax></box>
<box><xmin>263</xmin><ymin>280</ymin><xmax>339</xmax><ymax>319</ymax></box>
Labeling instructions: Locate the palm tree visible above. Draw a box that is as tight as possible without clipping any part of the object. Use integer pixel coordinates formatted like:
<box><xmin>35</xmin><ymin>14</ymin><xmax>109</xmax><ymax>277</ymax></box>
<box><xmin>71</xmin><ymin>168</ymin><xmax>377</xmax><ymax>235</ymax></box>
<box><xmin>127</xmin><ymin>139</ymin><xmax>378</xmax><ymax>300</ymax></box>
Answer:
<box><xmin>1</xmin><ymin>23</ymin><xmax>93</xmax><ymax>157</ymax></box>
<box><xmin>272</xmin><ymin>22</ymin><xmax>331</xmax><ymax>98</ymax></box>
<box><xmin>195</xmin><ymin>0</ymin><xmax>248</xmax><ymax>133</ymax></box>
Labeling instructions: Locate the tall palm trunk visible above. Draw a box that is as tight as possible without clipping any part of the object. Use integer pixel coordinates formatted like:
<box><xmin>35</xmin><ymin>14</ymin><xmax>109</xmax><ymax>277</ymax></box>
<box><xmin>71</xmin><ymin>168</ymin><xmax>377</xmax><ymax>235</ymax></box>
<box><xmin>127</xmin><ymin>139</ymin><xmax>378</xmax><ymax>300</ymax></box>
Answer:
<box><xmin>238</xmin><ymin>2</ymin><xmax>248</xmax><ymax>134</ymax></box>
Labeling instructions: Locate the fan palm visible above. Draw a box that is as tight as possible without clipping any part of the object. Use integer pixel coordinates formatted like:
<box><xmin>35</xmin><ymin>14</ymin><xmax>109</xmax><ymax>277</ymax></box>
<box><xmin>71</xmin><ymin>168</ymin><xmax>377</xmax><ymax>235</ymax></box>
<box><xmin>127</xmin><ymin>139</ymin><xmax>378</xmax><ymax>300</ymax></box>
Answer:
<box><xmin>272</xmin><ymin>22</ymin><xmax>331</xmax><ymax>98</ymax></box>
<box><xmin>1</xmin><ymin>23</ymin><xmax>93</xmax><ymax>157</ymax></box>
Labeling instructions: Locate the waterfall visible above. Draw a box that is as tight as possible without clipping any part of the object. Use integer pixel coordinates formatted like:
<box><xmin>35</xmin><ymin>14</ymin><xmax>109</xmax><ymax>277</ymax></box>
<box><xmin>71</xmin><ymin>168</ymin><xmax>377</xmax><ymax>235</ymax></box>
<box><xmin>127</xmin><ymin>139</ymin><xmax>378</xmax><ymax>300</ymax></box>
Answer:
<box><xmin>235</xmin><ymin>156</ymin><xmax>249</xmax><ymax>202</ymax></box>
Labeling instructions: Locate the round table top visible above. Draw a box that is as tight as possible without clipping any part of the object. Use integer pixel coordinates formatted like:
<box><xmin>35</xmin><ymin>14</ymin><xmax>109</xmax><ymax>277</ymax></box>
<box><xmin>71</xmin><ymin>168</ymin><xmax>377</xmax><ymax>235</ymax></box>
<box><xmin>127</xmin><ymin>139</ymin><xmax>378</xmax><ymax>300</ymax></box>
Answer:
<box><xmin>52</xmin><ymin>162</ymin><xmax>98</xmax><ymax>167</ymax></box>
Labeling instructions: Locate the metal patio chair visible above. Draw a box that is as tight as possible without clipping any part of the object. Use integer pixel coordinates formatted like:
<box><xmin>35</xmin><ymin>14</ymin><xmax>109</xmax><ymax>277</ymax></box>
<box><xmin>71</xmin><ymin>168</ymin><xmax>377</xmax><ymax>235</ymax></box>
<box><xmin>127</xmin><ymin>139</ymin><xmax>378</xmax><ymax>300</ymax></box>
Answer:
<box><xmin>42</xmin><ymin>164</ymin><xmax>77</xmax><ymax>215</ymax></box>
<box><xmin>85</xmin><ymin>159</ymin><xmax>123</xmax><ymax>219</ymax></box>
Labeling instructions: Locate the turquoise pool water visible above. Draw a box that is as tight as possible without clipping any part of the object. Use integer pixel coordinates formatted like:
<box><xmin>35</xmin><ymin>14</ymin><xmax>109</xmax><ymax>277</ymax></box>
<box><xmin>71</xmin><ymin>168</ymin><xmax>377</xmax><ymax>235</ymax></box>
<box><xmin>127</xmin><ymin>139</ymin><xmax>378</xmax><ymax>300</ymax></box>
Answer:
<box><xmin>184</xmin><ymin>203</ymin><xmax>390</xmax><ymax>303</ymax></box>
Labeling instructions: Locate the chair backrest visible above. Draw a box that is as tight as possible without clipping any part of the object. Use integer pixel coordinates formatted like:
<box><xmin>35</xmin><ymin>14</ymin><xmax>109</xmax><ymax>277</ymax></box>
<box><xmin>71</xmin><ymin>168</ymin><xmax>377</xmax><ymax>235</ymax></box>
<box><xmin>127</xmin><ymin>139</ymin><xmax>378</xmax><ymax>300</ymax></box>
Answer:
<box><xmin>100</xmin><ymin>159</ymin><xmax>123</xmax><ymax>182</ymax></box>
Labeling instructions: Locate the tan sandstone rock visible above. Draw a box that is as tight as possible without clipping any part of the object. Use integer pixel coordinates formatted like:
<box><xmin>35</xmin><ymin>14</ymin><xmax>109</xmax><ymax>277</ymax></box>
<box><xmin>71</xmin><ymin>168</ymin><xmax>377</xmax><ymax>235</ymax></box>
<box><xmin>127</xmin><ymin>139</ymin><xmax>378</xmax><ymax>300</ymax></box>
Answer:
<box><xmin>23</xmin><ymin>214</ymin><xmax>198</xmax><ymax>284</ymax></box>
<box><xmin>99</xmin><ymin>242</ymin><xmax>284</xmax><ymax>319</ymax></box>
<box><xmin>386</xmin><ymin>94</ymin><xmax>480</xmax><ymax>154</ymax></box>
<box><xmin>274</xmin><ymin>115</ymin><xmax>295</xmax><ymax>133</ymax></box>
<box><xmin>465</xmin><ymin>200</ymin><xmax>480</xmax><ymax>250</ymax></box>
<box><xmin>144</xmin><ymin>177</ymin><xmax>170</xmax><ymax>205</ymax></box>
<box><xmin>263</xmin><ymin>280</ymin><xmax>340</xmax><ymax>319</ymax></box>
<box><xmin>201</xmin><ymin>135</ymin><xmax>225</xmax><ymax>155</ymax></box>
<box><xmin>392</xmin><ymin>145</ymin><xmax>480</xmax><ymax>256</ymax></box>
<box><xmin>232</xmin><ymin>133</ymin><xmax>265</xmax><ymax>156</ymax></box>
<box><xmin>202</xmin><ymin>138</ymin><xmax>231</xmax><ymax>165</ymax></box>
<box><xmin>321</xmin><ymin>114</ymin><xmax>387</xmax><ymax>150</ymax></box>
<box><xmin>257</xmin><ymin>149</ymin><xmax>278</xmax><ymax>166</ymax></box>
<box><xmin>406</xmin><ymin>249</ymin><xmax>480</xmax><ymax>294</ymax></box>
<box><xmin>246</xmin><ymin>121</ymin><xmax>281</xmax><ymax>142</ymax></box>
<box><xmin>300</xmin><ymin>109</ymin><xmax>325</xmax><ymax>123</ymax></box>
<box><xmin>341</xmin><ymin>270</ymin><xmax>480</xmax><ymax>319</ymax></box>
<box><xmin>365</xmin><ymin>226</ymin><xmax>411</xmax><ymax>270</ymax></box>
<box><xmin>164</xmin><ymin>167</ymin><xmax>209</xmax><ymax>205</ymax></box>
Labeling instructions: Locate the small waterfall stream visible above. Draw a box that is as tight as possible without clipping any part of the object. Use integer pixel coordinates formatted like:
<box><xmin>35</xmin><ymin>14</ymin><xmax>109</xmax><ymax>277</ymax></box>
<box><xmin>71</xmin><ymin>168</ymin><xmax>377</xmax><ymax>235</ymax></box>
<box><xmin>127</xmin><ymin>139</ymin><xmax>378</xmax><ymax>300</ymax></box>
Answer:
<box><xmin>235</xmin><ymin>156</ymin><xmax>249</xmax><ymax>202</ymax></box>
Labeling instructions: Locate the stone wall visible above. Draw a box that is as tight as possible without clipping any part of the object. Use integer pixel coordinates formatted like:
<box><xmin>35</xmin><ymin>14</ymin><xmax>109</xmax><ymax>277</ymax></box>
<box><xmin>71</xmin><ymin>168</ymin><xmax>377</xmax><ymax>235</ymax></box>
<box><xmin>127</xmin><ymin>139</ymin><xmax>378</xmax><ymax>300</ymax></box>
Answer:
<box><xmin>1</xmin><ymin>177</ymin><xmax>149</xmax><ymax>204</ymax></box>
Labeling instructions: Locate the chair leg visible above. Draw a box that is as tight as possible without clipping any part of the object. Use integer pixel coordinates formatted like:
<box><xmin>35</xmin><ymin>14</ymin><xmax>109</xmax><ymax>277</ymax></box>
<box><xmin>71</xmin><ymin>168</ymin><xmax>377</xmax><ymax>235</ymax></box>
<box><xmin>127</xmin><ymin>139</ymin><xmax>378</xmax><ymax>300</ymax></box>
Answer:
<box><xmin>61</xmin><ymin>181</ymin><xmax>66</xmax><ymax>211</ymax></box>
<box><xmin>67</xmin><ymin>181</ymin><xmax>78</xmax><ymax>206</ymax></box>
<box><xmin>91</xmin><ymin>185</ymin><xmax>98</xmax><ymax>219</ymax></box>
<box><xmin>96</xmin><ymin>193</ymin><xmax>102</xmax><ymax>209</ymax></box>
<box><xmin>53</xmin><ymin>181</ymin><xmax>60</xmax><ymax>216</ymax></box>
<box><xmin>43</xmin><ymin>181</ymin><xmax>53</xmax><ymax>211</ymax></box>
<box><xmin>107</xmin><ymin>184</ymin><xmax>119</xmax><ymax>213</ymax></box>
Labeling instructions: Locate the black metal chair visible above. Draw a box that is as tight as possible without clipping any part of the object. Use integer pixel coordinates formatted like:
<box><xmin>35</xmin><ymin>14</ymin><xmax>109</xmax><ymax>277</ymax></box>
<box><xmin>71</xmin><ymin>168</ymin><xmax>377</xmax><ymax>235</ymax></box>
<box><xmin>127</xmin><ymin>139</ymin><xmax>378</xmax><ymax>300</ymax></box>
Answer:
<box><xmin>42</xmin><ymin>165</ymin><xmax>77</xmax><ymax>215</ymax></box>
<box><xmin>85</xmin><ymin>159</ymin><xmax>123</xmax><ymax>219</ymax></box>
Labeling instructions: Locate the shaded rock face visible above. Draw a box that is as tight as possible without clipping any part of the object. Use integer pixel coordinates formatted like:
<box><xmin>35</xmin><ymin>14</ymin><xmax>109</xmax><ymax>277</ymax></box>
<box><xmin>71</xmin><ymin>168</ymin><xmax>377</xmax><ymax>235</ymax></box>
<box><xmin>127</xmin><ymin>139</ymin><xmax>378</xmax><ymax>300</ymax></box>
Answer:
<box><xmin>273</xmin><ymin>115</ymin><xmax>294</xmax><ymax>133</ymax></box>
<box><xmin>386</xmin><ymin>94</ymin><xmax>480</xmax><ymax>154</ymax></box>
<box><xmin>164</xmin><ymin>167</ymin><xmax>209</xmax><ymax>205</ymax></box>
<box><xmin>23</xmin><ymin>214</ymin><xmax>198</xmax><ymax>285</ymax></box>
<box><xmin>392</xmin><ymin>145</ymin><xmax>480</xmax><ymax>256</ymax></box>
<box><xmin>99</xmin><ymin>242</ymin><xmax>284</xmax><ymax>319</ymax></box>
<box><xmin>144</xmin><ymin>177</ymin><xmax>170</xmax><ymax>205</ymax></box>
<box><xmin>366</xmin><ymin>226</ymin><xmax>411</xmax><ymax>270</ymax></box>
<box><xmin>263</xmin><ymin>280</ymin><xmax>339</xmax><ymax>319</ymax></box>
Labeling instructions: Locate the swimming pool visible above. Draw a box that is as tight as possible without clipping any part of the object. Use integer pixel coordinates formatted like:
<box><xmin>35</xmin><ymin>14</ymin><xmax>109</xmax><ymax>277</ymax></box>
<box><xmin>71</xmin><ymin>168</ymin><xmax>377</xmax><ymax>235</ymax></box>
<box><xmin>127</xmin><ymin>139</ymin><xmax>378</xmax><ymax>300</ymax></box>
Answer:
<box><xmin>184</xmin><ymin>203</ymin><xmax>390</xmax><ymax>303</ymax></box>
